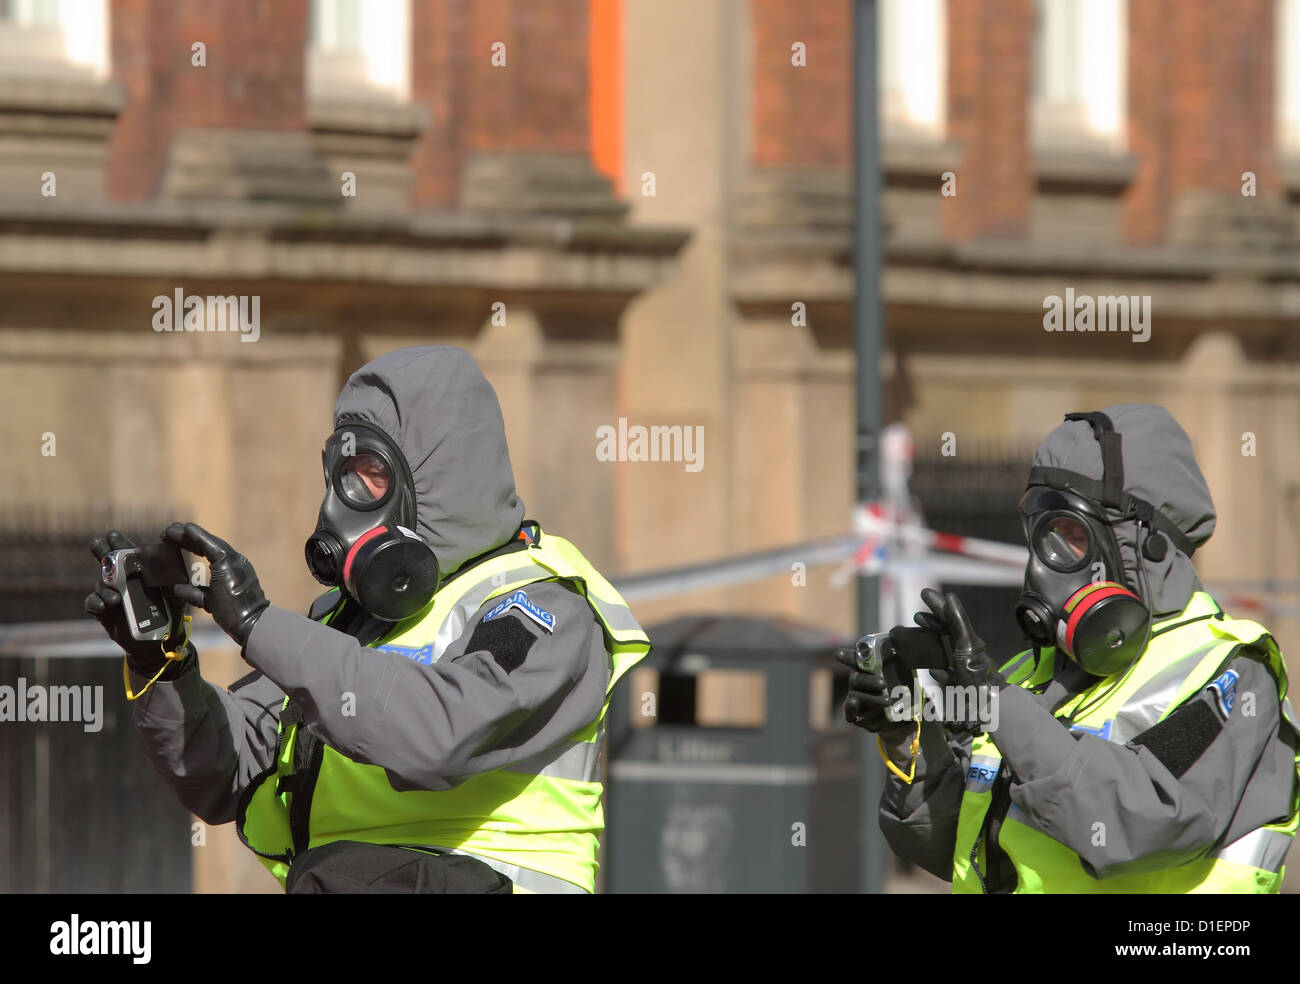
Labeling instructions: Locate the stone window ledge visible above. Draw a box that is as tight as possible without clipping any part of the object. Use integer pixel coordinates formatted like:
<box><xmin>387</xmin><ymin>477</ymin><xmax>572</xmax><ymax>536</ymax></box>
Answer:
<box><xmin>1281</xmin><ymin>155</ymin><xmax>1300</xmax><ymax>201</ymax></box>
<box><xmin>1034</xmin><ymin>144</ymin><xmax>1137</xmax><ymax>195</ymax></box>
<box><xmin>0</xmin><ymin>72</ymin><xmax>122</xmax><ymax>203</ymax></box>
<box><xmin>306</xmin><ymin>98</ymin><xmax>429</xmax><ymax>213</ymax></box>
<box><xmin>307</xmin><ymin>96</ymin><xmax>429</xmax><ymax>138</ymax></box>
<box><xmin>881</xmin><ymin>136</ymin><xmax>963</xmax><ymax>186</ymax></box>
<box><xmin>0</xmin><ymin>72</ymin><xmax>122</xmax><ymax>117</ymax></box>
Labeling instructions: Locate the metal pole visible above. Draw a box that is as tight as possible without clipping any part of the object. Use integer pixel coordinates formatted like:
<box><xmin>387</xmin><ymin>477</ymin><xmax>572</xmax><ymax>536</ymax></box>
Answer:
<box><xmin>854</xmin><ymin>0</ymin><xmax>886</xmax><ymax>895</ymax></box>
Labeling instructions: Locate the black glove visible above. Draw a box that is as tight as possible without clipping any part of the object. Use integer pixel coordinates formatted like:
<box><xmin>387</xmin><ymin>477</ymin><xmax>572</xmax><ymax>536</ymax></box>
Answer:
<box><xmin>165</xmin><ymin>522</ymin><xmax>269</xmax><ymax>649</ymax></box>
<box><xmin>85</xmin><ymin>530</ymin><xmax>193</xmax><ymax>678</ymax></box>
<box><xmin>921</xmin><ymin>587</ymin><xmax>1007</xmax><ymax>693</ymax></box>
<box><xmin>835</xmin><ymin>647</ymin><xmax>910</xmax><ymax>734</ymax></box>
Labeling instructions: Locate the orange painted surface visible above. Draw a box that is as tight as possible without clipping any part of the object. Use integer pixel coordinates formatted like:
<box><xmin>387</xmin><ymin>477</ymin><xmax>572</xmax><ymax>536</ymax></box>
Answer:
<box><xmin>589</xmin><ymin>0</ymin><xmax>622</xmax><ymax>195</ymax></box>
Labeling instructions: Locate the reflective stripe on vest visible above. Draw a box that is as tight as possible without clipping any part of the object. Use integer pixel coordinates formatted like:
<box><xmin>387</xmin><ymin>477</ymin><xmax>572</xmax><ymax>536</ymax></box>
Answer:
<box><xmin>502</xmin><ymin>730</ymin><xmax>603</xmax><ymax>783</ymax></box>
<box><xmin>953</xmin><ymin>592</ymin><xmax>1300</xmax><ymax>894</ymax></box>
<box><xmin>426</xmin><ymin>846</ymin><xmax>589</xmax><ymax>894</ymax></box>
<box><xmin>236</xmin><ymin>530</ymin><xmax>649</xmax><ymax>894</ymax></box>
<box><xmin>1217</xmin><ymin>827</ymin><xmax>1293</xmax><ymax>873</ymax></box>
<box><xmin>1093</xmin><ymin>636</ymin><xmax>1223</xmax><ymax>744</ymax></box>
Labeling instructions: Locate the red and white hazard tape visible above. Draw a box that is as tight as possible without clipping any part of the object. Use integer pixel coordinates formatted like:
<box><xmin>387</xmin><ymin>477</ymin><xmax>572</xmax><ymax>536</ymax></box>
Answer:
<box><xmin>852</xmin><ymin>502</ymin><xmax>1028</xmax><ymax>568</ymax></box>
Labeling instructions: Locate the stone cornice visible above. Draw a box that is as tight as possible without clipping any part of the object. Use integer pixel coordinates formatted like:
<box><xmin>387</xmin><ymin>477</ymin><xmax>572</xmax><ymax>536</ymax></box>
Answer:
<box><xmin>0</xmin><ymin>73</ymin><xmax>123</xmax><ymax>116</ymax></box>
<box><xmin>1034</xmin><ymin>146</ymin><xmax>1138</xmax><ymax>194</ymax></box>
<box><xmin>0</xmin><ymin>200</ymin><xmax>691</xmax><ymax>294</ymax></box>
<box><xmin>730</xmin><ymin>231</ymin><xmax>1300</xmax><ymax>319</ymax></box>
<box><xmin>307</xmin><ymin>97</ymin><xmax>429</xmax><ymax>137</ymax></box>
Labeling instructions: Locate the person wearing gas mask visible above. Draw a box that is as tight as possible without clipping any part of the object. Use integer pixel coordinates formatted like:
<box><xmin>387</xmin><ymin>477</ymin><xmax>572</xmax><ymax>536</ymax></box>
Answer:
<box><xmin>86</xmin><ymin>345</ymin><xmax>650</xmax><ymax>894</ymax></box>
<box><xmin>841</xmin><ymin>404</ymin><xmax>1300</xmax><ymax>893</ymax></box>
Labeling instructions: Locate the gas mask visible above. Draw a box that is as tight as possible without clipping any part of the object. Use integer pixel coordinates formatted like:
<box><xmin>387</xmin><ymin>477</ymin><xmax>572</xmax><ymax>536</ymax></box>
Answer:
<box><xmin>1013</xmin><ymin>411</ymin><xmax>1196</xmax><ymax>678</ymax></box>
<box><xmin>303</xmin><ymin>420</ymin><xmax>439</xmax><ymax>622</ymax></box>
<box><xmin>1014</xmin><ymin>485</ymin><xmax>1151</xmax><ymax>677</ymax></box>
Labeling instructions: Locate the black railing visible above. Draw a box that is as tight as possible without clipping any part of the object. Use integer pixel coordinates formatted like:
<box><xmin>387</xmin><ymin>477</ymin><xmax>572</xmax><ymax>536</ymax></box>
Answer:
<box><xmin>0</xmin><ymin>505</ymin><xmax>181</xmax><ymax>624</ymax></box>
<box><xmin>0</xmin><ymin>503</ymin><xmax>192</xmax><ymax>892</ymax></box>
<box><xmin>910</xmin><ymin>446</ymin><xmax>1035</xmax><ymax>664</ymax></box>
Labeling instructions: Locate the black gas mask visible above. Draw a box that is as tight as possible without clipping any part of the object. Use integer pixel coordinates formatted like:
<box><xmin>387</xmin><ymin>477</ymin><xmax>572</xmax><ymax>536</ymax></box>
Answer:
<box><xmin>1013</xmin><ymin>412</ymin><xmax>1195</xmax><ymax>678</ymax></box>
<box><xmin>303</xmin><ymin>420</ymin><xmax>439</xmax><ymax>622</ymax></box>
<box><xmin>1014</xmin><ymin>485</ymin><xmax>1151</xmax><ymax>677</ymax></box>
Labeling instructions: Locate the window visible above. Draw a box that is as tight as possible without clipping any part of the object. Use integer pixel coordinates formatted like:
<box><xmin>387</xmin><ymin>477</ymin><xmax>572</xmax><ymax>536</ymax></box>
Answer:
<box><xmin>0</xmin><ymin>0</ymin><xmax>108</xmax><ymax>78</ymax></box>
<box><xmin>1279</xmin><ymin>0</ymin><xmax>1300</xmax><ymax>153</ymax></box>
<box><xmin>1032</xmin><ymin>0</ymin><xmax>1127</xmax><ymax>149</ymax></box>
<box><xmin>307</xmin><ymin>0</ymin><xmax>410</xmax><ymax>103</ymax></box>
<box><xmin>880</xmin><ymin>0</ymin><xmax>947</xmax><ymax>140</ymax></box>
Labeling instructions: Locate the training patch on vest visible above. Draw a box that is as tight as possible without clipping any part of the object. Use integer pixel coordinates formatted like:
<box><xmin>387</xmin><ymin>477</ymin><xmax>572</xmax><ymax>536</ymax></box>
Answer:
<box><xmin>1206</xmin><ymin>668</ymin><xmax>1240</xmax><ymax>720</ymax></box>
<box><xmin>374</xmin><ymin>642</ymin><xmax>436</xmax><ymax>666</ymax></box>
<box><xmin>482</xmin><ymin>589</ymin><xmax>555</xmax><ymax>633</ymax></box>
<box><xmin>465</xmin><ymin>613</ymin><xmax>537</xmax><ymax>673</ymax></box>
<box><xmin>1129</xmin><ymin>699</ymin><xmax>1224</xmax><ymax>778</ymax></box>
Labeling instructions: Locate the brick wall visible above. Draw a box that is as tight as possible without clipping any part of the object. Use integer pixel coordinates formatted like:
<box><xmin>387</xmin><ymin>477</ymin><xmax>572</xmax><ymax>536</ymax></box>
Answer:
<box><xmin>943</xmin><ymin>0</ymin><xmax>1033</xmax><ymax>242</ymax></box>
<box><xmin>104</xmin><ymin>0</ymin><xmax>1293</xmax><ymax>241</ymax></box>
<box><xmin>1125</xmin><ymin>0</ymin><xmax>1279</xmax><ymax>243</ymax></box>
<box><xmin>106</xmin><ymin>0</ymin><xmax>310</xmax><ymax>201</ymax></box>
<box><xmin>411</xmin><ymin>0</ymin><xmax>469</xmax><ymax>207</ymax></box>
<box><xmin>463</xmin><ymin>0</ymin><xmax>590</xmax><ymax>152</ymax></box>
<box><xmin>410</xmin><ymin>0</ymin><xmax>593</xmax><ymax>206</ymax></box>
<box><xmin>749</xmin><ymin>0</ymin><xmax>851</xmax><ymax>168</ymax></box>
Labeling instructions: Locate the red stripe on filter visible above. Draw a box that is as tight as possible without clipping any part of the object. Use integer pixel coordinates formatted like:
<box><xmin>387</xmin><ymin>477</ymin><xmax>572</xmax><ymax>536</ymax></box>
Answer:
<box><xmin>343</xmin><ymin>526</ymin><xmax>387</xmax><ymax>585</ymax></box>
<box><xmin>1060</xmin><ymin>582</ymin><xmax>1131</xmax><ymax>654</ymax></box>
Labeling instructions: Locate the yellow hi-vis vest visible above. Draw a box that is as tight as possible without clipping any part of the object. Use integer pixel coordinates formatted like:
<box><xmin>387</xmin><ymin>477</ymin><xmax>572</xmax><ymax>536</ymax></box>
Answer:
<box><xmin>235</xmin><ymin>530</ymin><xmax>649</xmax><ymax>894</ymax></box>
<box><xmin>952</xmin><ymin>592</ymin><xmax>1300</xmax><ymax>894</ymax></box>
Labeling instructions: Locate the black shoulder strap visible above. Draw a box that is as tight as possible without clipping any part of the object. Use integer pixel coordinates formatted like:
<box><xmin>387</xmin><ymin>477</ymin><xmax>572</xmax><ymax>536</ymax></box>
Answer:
<box><xmin>1063</xmin><ymin>411</ymin><xmax>1124</xmax><ymax>508</ymax></box>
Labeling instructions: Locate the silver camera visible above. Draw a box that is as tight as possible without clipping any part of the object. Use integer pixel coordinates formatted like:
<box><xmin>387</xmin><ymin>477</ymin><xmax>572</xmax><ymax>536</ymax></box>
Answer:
<box><xmin>855</xmin><ymin>631</ymin><xmax>912</xmax><ymax>722</ymax></box>
<box><xmin>101</xmin><ymin>547</ymin><xmax>175</xmax><ymax>642</ymax></box>
<box><xmin>854</xmin><ymin>631</ymin><xmax>891</xmax><ymax>675</ymax></box>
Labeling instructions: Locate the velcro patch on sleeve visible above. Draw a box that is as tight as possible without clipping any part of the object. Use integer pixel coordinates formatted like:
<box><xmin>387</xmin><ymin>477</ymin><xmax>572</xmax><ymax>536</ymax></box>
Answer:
<box><xmin>482</xmin><ymin>589</ymin><xmax>555</xmax><ymax>633</ymax></box>
<box><xmin>1129</xmin><ymin>699</ymin><xmax>1224</xmax><ymax>778</ymax></box>
<box><xmin>464</xmin><ymin>613</ymin><xmax>537</xmax><ymax>674</ymax></box>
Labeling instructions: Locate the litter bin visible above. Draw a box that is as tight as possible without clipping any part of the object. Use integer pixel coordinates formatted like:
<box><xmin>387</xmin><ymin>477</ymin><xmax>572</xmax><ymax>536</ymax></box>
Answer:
<box><xmin>605</xmin><ymin>614</ymin><xmax>872</xmax><ymax>893</ymax></box>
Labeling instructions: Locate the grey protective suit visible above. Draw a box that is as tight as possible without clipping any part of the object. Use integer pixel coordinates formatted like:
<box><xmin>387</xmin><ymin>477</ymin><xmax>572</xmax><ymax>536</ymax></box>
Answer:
<box><xmin>879</xmin><ymin>404</ymin><xmax>1299</xmax><ymax>886</ymax></box>
<box><xmin>128</xmin><ymin>347</ymin><xmax>612</xmax><ymax>836</ymax></box>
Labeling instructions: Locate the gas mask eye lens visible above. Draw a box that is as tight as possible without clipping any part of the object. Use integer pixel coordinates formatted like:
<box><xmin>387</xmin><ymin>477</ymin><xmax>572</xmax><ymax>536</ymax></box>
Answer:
<box><xmin>1035</xmin><ymin>515</ymin><xmax>1091</xmax><ymax>571</ymax></box>
<box><xmin>338</xmin><ymin>452</ymin><xmax>392</xmax><ymax>506</ymax></box>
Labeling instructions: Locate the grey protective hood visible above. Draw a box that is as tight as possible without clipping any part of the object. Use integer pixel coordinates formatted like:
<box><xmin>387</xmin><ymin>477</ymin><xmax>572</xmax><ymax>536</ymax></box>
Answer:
<box><xmin>1028</xmin><ymin>403</ymin><xmax>1216</xmax><ymax>617</ymax></box>
<box><xmin>330</xmin><ymin>346</ymin><xmax>525</xmax><ymax>578</ymax></box>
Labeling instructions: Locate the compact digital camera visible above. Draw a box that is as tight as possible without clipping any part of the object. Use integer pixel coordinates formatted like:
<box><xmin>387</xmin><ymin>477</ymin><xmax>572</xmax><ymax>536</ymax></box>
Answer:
<box><xmin>853</xmin><ymin>626</ymin><xmax>953</xmax><ymax>723</ymax></box>
<box><xmin>854</xmin><ymin>631</ymin><xmax>911</xmax><ymax>722</ymax></box>
<box><xmin>100</xmin><ymin>542</ymin><xmax>187</xmax><ymax>642</ymax></box>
